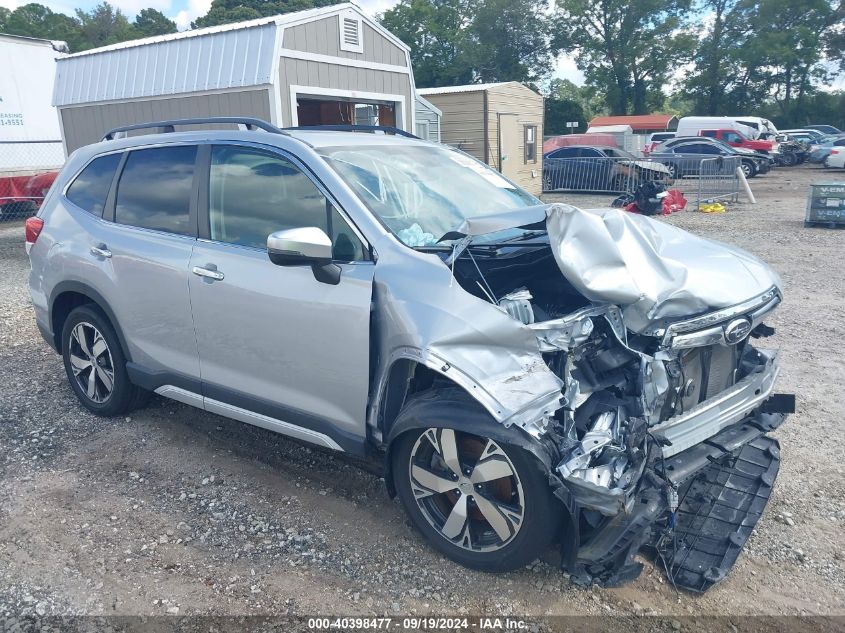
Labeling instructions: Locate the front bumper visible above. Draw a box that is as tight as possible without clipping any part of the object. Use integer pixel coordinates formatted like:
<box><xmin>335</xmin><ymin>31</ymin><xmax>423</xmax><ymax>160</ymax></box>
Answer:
<box><xmin>560</xmin><ymin>409</ymin><xmax>789</xmax><ymax>591</ymax></box>
<box><xmin>650</xmin><ymin>348</ymin><xmax>780</xmax><ymax>457</ymax></box>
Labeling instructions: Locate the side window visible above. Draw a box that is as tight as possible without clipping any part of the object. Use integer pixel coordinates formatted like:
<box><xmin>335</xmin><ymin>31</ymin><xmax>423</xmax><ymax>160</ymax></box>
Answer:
<box><xmin>579</xmin><ymin>148</ymin><xmax>602</xmax><ymax>158</ymax></box>
<box><xmin>724</xmin><ymin>132</ymin><xmax>742</xmax><ymax>143</ymax></box>
<box><xmin>700</xmin><ymin>130</ymin><xmax>718</xmax><ymax>138</ymax></box>
<box><xmin>550</xmin><ymin>148</ymin><xmax>576</xmax><ymax>158</ymax></box>
<box><xmin>524</xmin><ymin>125</ymin><xmax>537</xmax><ymax>163</ymax></box>
<box><xmin>66</xmin><ymin>153</ymin><xmax>121</xmax><ymax>216</ymax></box>
<box><xmin>208</xmin><ymin>145</ymin><xmax>366</xmax><ymax>261</ymax></box>
<box><xmin>115</xmin><ymin>146</ymin><xmax>196</xmax><ymax>235</ymax></box>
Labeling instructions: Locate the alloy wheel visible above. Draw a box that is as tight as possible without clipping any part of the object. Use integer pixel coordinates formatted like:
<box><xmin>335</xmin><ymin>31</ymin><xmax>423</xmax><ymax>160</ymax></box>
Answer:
<box><xmin>68</xmin><ymin>322</ymin><xmax>115</xmax><ymax>404</ymax></box>
<box><xmin>408</xmin><ymin>428</ymin><xmax>525</xmax><ymax>552</ymax></box>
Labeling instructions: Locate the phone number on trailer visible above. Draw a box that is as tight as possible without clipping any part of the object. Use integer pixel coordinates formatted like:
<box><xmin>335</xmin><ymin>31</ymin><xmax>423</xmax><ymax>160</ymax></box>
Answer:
<box><xmin>308</xmin><ymin>617</ymin><xmax>472</xmax><ymax>630</ymax></box>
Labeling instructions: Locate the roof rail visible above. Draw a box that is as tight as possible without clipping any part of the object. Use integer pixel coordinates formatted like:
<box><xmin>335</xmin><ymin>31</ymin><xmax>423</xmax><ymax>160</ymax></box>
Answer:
<box><xmin>284</xmin><ymin>125</ymin><xmax>419</xmax><ymax>139</ymax></box>
<box><xmin>102</xmin><ymin>117</ymin><xmax>285</xmax><ymax>141</ymax></box>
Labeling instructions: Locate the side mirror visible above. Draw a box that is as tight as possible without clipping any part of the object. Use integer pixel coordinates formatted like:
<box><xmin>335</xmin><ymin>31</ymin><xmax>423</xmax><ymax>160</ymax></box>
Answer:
<box><xmin>267</xmin><ymin>227</ymin><xmax>341</xmax><ymax>285</ymax></box>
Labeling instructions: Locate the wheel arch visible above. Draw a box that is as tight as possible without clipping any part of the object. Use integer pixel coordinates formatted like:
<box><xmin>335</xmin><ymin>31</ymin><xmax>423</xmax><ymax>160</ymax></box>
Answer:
<box><xmin>380</xmin><ymin>383</ymin><xmax>558</xmax><ymax>499</ymax></box>
<box><xmin>49</xmin><ymin>281</ymin><xmax>131</xmax><ymax>360</ymax></box>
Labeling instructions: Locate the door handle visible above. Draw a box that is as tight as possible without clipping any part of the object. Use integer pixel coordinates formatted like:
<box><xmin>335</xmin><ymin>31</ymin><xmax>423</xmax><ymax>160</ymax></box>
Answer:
<box><xmin>90</xmin><ymin>243</ymin><xmax>112</xmax><ymax>258</ymax></box>
<box><xmin>192</xmin><ymin>265</ymin><xmax>225</xmax><ymax>281</ymax></box>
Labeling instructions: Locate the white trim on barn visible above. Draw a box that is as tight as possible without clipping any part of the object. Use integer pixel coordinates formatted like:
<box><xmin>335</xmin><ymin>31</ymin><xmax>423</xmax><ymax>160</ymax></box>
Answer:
<box><xmin>288</xmin><ymin>85</ymin><xmax>408</xmax><ymax>130</ymax></box>
<box><xmin>279</xmin><ymin>48</ymin><xmax>410</xmax><ymax>74</ymax></box>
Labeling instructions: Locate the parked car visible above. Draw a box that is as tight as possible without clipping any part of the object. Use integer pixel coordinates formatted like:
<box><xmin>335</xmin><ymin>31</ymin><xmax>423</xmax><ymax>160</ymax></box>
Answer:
<box><xmin>26</xmin><ymin>118</ymin><xmax>792</xmax><ymax>591</ymax></box>
<box><xmin>543</xmin><ymin>145</ymin><xmax>671</xmax><ymax>192</ymax></box>
<box><xmin>644</xmin><ymin>132</ymin><xmax>676</xmax><ymax>155</ymax></box>
<box><xmin>808</xmin><ymin>135</ymin><xmax>845</xmax><ymax>164</ymax></box>
<box><xmin>778</xmin><ymin>129</ymin><xmax>825</xmax><ymax>143</ymax></box>
<box><xmin>698</xmin><ymin>129</ymin><xmax>777</xmax><ymax>154</ymax></box>
<box><xmin>676</xmin><ymin>116</ymin><xmax>759</xmax><ymax>139</ymax></box>
<box><xmin>649</xmin><ymin>139</ymin><xmax>769</xmax><ymax>178</ymax></box>
<box><xmin>806</xmin><ymin>124</ymin><xmax>842</xmax><ymax>136</ymax></box>
<box><xmin>825</xmin><ymin>148</ymin><xmax>845</xmax><ymax>169</ymax></box>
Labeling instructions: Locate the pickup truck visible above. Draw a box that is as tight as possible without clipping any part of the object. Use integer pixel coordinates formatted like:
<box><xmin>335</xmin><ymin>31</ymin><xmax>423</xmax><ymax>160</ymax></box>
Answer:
<box><xmin>700</xmin><ymin>129</ymin><xmax>776</xmax><ymax>154</ymax></box>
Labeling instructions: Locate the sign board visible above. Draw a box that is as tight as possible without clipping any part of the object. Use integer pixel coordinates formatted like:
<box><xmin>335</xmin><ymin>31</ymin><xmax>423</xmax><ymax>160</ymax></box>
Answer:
<box><xmin>805</xmin><ymin>183</ymin><xmax>845</xmax><ymax>228</ymax></box>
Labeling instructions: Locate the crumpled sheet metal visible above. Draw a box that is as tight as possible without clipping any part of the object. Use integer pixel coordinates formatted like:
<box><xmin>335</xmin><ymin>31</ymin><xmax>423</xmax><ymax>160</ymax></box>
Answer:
<box><xmin>369</xmin><ymin>236</ymin><xmax>564</xmax><ymax>437</ymax></box>
<box><xmin>544</xmin><ymin>203</ymin><xmax>782</xmax><ymax>333</ymax></box>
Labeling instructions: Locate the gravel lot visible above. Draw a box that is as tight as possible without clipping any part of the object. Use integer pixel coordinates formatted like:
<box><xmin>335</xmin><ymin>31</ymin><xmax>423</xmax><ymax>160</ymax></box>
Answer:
<box><xmin>1</xmin><ymin>165</ymin><xmax>843</xmax><ymax>623</ymax></box>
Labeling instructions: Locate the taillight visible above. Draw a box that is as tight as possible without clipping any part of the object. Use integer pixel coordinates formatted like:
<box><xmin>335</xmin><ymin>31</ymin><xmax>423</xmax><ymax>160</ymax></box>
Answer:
<box><xmin>25</xmin><ymin>216</ymin><xmax>44</xmax><ymax>247</ymax></box>
<box><xmin>831</xmin><ymin>149</ymin><xmax>840</xmax><ymax>155</ymax></box>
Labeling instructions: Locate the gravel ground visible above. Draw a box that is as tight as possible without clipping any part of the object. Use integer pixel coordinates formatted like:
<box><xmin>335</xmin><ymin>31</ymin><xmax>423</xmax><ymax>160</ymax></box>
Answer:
<box><xmin>0</xmin><ymin>165</ymin><xmax>843</xmax><ymax>623</ymax></box>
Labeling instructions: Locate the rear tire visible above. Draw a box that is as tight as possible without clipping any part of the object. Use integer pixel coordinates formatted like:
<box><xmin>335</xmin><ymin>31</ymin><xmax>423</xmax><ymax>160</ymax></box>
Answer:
<box><xmin>740</xmin><ymin>161</ymin><xmax>756</xmax><ymax>178</ymax></box>
<box><xmin>61</xmin><ymin>305</ymin><xmax>148</xmax><ymax>416</ymax></box>
<box><xmin>391</xmin><ymin>389</ymin><xmax>561</xmax><ymax>572</ymax></box>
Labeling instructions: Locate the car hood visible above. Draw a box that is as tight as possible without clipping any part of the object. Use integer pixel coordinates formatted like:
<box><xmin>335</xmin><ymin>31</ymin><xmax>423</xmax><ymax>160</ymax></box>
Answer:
<box><xmin>630</xmin><ymin>159</ymin><xmax>671</xmax><ymax>174</ymax></box>
<box><xmin>441</xmin><ymin>204</ymin><xmax>782</xmax><ymax>334</ymax></box>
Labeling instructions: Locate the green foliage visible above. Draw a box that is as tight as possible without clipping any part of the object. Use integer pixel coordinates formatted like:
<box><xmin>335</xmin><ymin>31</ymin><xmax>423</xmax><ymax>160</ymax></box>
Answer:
<box><xmin>380</xmin><ymin>0</ymin><xmax>554</xmax><ymax>87</ymax></box>
<box><xmin>193</xmin><ymin>0</ymin><xmax>336</xmax><ymax>28</ymax></box>
<box><xmin>553</xmin><ymin>0</ymin><xmax>696</xmax><ymax>115</ymax></box>
<box><xmin>133</xmin><ymin>8</ymin><xmax>177</xmax><ymax>37</ymax></box>
<box><xmin>683</xmin><ymin>0</ymin><xmax>843</xmax><ymax>120</ymax></box>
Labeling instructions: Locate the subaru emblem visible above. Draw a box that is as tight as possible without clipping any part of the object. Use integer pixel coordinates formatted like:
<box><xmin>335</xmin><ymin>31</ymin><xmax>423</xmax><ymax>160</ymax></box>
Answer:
<box><xmin>724</xmin><ymin>318</ymin><xmax>752</xmax><ymax>344</ymax></box>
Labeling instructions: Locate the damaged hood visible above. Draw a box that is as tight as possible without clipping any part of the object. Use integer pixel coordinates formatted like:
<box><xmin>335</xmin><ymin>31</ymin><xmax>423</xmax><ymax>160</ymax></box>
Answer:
<box><xmin>544</xmin><ymin>203</ymin><xmax>782</xmax><ymax>333</ymax></box>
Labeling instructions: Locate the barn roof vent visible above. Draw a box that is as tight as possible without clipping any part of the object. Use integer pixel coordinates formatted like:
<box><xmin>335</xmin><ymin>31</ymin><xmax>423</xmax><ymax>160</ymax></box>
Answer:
<box><xmin>339</xmin><ymin>12</ymin><xmax>363</xmax><ymax>53</ymax></box>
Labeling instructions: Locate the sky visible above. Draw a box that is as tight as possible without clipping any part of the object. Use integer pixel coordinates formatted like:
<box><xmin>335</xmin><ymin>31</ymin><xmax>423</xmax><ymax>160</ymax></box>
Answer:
<box><xmin>4</xmin><ymin>0</ymin><xmax>842</xmax><ymax>90</ymax></box>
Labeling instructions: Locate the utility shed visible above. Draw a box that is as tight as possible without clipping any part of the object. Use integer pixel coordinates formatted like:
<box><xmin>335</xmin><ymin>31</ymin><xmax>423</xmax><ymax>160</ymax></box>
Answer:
<box><xmin>52</xmin><ymin>3</ymin><xmax>416</xmax><ymax>154</ymax></box>
<box><xmin>418</xmin><ymin>82</ymin><xmax>543</xmax><ymax>195</ymax></box>
<box><xmin>414</xmin><ymin>94</ymin><xmax>441</xmax><ymax>142</ymax></box>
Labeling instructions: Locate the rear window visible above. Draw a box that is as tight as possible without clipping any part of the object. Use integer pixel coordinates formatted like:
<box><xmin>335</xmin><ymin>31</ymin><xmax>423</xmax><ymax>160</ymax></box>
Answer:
<box><xmin>65</xmin><ymin>153</ymin><xmax>121</xmax><ymax>216</ymax></box>
<box><xmin>115</xmin><ymin>146</ymin><xmax>196</xmax><ymax>236</ymax></box>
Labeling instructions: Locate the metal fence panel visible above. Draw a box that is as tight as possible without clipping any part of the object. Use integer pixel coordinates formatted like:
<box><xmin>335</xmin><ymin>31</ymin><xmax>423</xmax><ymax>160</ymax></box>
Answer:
<box><xmin>542</xmin><ymin>154</ymin><xmax>742</xmax><ymax>209</ymax></box>
<box><xmin>542</xmin><ymin>156</ymin><xmax>672</xmax><ymax>194</ymax></box>
<box><xmin>0</xmin><ymin>141</ymin><xmax>64</xmax><ymax>221</ymax></box>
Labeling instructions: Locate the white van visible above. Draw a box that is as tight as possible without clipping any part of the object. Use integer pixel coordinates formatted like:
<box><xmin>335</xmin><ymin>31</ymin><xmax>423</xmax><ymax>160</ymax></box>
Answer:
<box><xmin>676</xmin><ymin>116</ymin><xmax>758</xmax><ymax>139</ymax></box>
<box><xmin>732</xmin><ymin>116</ymin><xmax>778</xmax><ymax>138</ymax></box>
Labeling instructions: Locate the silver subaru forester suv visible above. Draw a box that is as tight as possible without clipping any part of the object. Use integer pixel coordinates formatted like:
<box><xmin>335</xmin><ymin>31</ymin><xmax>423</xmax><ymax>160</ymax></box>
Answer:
<box><xmin>27</xmin><ymin>118</ymin><xmax>792</xmax><ymax>591</ymax></box>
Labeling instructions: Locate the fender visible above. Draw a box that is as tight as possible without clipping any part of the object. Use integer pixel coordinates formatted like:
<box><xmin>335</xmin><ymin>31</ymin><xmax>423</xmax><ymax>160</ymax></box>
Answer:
<box><xmin>48</xmin><ymin>280</ymin><xmax>132</xmax><ymax>360</ymax></box>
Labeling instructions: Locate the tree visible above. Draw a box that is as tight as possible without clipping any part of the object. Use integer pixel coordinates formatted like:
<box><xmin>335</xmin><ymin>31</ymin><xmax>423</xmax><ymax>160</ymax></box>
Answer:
<box><xmin>75</xmin><ymin>3</ymin><xmax>137</xmax><ymax>50</ymax></box>
<box><xmin>133</xmin><ymin>8</ymin><xmax>177</xmax><ymax>37</ymax></box>
<box><xmin>193</xmin><ymin>0</ymin><xmax>336</xmax><ymax>28</ymax></box>
<box><xmin>553</xmin><ymin>0</ymin><xmax>695</xmax><ymax>114</ymax></box>
<box><xmin>0</xmin><ymin>7</ymin><xmax>10</xmax><ymax>32</ymax></box>
<box><xmin>3</xmin><ymin>3</ymin><xmax>86</xmax><ymax>50</ymax></box>
<box><xmin>543</xmin><ymin>78</ymin><xmax>605</xmax><ymax>134</ymax></box>
<box><xmin>468</xmin><ymin>0</ymin><xmax>554</xmax><ymax>83</ymax></box>
<box><xmin>381</xmin><ymin>0</ymin><xmax>556</xmax><ymax>87</ymax></box>
<box><xmin>380</xmin><ymin>0</ymin><xmax>475</xmax><ymax>86</ymax></box>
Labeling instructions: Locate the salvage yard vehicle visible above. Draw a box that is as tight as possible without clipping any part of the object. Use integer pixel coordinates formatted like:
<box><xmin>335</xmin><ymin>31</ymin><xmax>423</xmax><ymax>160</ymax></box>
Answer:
<box><xmin>26</xmin><ymin>118</ymin><xmax>793</xmax><ymax>591</ymax></box>
<box><xmin>698</xmin><ymin>128</ymin><xmax>777</xmax><ymax>154</ymax></box>
<box><xmin>649</xmin><ymin>138</ymin><xmax>770</xmax><ymax>178</ymax></box>
<box><xmin>809</xmin><ymin>135</ymin><xmax>845</xmax><ymax>164</ymax></box>
<box><xmin>824</xmin><ymin>148</ymin><xmax>845</xmax><ymax>169</ymax></box>
<box><xmin>542</xmin><ymin>145</ymin><xmax>671</xmax><ymax>192</ymax></box>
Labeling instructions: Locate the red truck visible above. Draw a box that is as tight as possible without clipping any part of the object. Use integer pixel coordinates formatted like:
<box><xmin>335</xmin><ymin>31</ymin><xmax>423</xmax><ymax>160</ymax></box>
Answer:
<box><xmin>699</xmin><ymin>129</ymin><xmax>776</xmax><ymax>153</ymax></box>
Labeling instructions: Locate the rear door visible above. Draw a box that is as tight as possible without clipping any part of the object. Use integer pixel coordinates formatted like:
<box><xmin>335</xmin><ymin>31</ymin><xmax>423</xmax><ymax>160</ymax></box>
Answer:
<box><xmin>98</xmin><ymin>144</ymin><xmax>200</xmax><ymax>383</ymax></box>
<box><xmin>187</xmin><ymin>143</ymin><xmax>374</xmax><ymax>452</ymax></box>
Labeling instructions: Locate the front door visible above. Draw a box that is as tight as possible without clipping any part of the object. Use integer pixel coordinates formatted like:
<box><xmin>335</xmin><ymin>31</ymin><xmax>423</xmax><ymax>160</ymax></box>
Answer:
<box><xmin>188</xmin><ymin>144</ymin><xmax>374</xmax><ymax>452</ymax></box>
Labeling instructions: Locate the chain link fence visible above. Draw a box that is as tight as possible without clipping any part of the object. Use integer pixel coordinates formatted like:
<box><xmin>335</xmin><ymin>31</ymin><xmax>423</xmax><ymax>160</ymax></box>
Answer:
<box><xmin>0</xmin><ymin>141</ymin><xmax>64</xmax><ymax>222</ymax></box>
<box><xmin>542</xmin><ymin>154</ymin><xmax>741</xmax><ymax>208</ymax></box>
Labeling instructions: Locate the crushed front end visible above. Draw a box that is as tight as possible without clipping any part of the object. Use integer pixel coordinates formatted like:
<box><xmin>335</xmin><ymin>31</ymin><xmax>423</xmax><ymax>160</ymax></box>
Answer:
<box><xmin>535</xmin><ymin>290</ymin><xmax>792</xmax><ymax>591</ymax></box>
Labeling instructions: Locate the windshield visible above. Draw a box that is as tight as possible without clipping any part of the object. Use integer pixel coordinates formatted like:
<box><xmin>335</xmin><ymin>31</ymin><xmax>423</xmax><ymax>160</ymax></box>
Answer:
<box><xmin>319</xmin><ymin>144</ymin><xmax>539</xmax><ymax>246</ymax></box>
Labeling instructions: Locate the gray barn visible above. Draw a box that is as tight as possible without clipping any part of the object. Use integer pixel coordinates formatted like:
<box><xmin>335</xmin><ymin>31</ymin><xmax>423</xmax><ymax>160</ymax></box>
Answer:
<box><xmin>52</xmin><ymin>3</ymin><xmax>417</xmax><ymax>153</ymax></box>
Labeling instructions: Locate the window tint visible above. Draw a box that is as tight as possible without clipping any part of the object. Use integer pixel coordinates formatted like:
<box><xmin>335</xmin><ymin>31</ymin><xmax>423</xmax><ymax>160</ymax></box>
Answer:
<box><xmin>66</xmin><ymin>153</ymin><xmax>121</xmax><ymax>216</ymax></box>
<box><xmin>579</xmin><ymin>148</ymin><xmax>602</xmax><ymax>158</ymax></box>
<box><xmin>208</xmin><ymin>146</ymin><xmax>366</xmax><ymax>261</ymax></box>
<box><xmin>549</xmin><ymin>148</ymin><xmax>576</xmax><ymax>158</ymax></box>
<box><xmin>115</xmin><ymin>146</ymin><xmax>196</xmax><ymax>235</ymax></box>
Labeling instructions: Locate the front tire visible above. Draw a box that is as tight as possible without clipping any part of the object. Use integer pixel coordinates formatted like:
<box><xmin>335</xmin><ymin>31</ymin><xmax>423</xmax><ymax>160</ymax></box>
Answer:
<box><xmin>391</xmin><ymin>390</ymin><xmax>560</xmax><ymax>572</ymax></box>
<box><xmin>61</xmin><ymin>305</ymin><xmax>148</xmax><ymax>416</ymax></box>
<box><xmin>740</xmin><ymin>161</ymin><xmax>756</xmax><ymax>178</ymax></box>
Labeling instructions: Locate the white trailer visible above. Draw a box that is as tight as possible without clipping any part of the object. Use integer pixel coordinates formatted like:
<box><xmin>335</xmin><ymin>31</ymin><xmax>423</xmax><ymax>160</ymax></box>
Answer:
<box><xmin>0</xmin><ymin>33</ymin><xmax>66</xmax><ymax>215</ymax></box>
